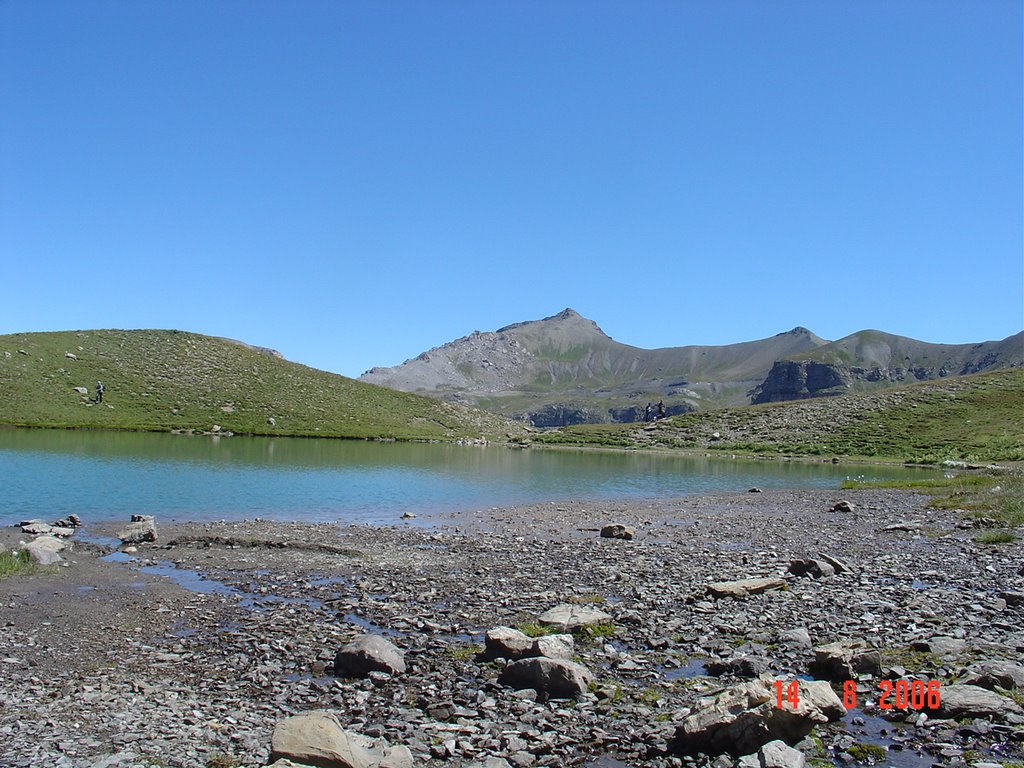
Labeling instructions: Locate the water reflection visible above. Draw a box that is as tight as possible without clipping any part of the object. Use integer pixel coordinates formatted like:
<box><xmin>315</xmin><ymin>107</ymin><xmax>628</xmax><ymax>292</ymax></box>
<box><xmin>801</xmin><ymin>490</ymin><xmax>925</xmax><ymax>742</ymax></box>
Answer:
<box><xmin>0</xmin><ymin>428</ymin><xmax>939</xmax><ymax>525</ymax></box>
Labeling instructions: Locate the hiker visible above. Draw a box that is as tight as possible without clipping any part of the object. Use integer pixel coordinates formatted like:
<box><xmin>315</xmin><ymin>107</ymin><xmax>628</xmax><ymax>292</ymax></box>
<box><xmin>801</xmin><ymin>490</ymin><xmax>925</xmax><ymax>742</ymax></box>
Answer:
<box><xmin>644</xmin><ymin>403</ymin><xmax>653</xmax><ymax>422</ymax></box>
<box><xmin>95</xmin><ymin>381</ymin><xmax>105</xmax><ymax>403</ymax></box>
<box><xmin>657</xmin><ymin>400</ymin><xmax>666</xmax><ymax>420</ymax></box>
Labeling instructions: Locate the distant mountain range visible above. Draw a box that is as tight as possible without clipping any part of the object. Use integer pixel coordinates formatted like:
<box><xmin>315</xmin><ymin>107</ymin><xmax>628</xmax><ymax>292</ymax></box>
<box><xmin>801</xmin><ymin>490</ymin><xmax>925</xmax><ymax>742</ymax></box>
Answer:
<box><xmin>360</xmin><ymin>309</ymin><xmax>1023</xmax><ymax>426</ymax></box>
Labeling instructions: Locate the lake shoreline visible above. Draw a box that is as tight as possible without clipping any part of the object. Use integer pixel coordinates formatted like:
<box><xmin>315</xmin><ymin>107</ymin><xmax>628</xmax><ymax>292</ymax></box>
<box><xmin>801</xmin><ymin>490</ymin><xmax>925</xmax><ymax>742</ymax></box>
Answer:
<box><xmin>2</xmin><ymin>488</ymin><xmax>1022</xmax><ymax>767</ymax></box>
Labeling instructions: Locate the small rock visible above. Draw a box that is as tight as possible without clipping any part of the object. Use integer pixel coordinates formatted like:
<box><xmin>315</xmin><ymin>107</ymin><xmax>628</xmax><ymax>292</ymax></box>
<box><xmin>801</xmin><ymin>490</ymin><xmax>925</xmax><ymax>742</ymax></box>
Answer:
<box><xmin>809</xmin><ymin>640</ymin><xmax>881</xmax><ymax>682</ymax></box>
<box><xmin>707</xmin><ymin>578</ymin><xmax>787</xmax><ymax>599</ymax></box>
<box><xmin>737</xmin><ymin>739</ymin><xmax>806</xmax><ymax>768</ymax></box>
<box><xmin>600</xmin><ymin>524</ymin><xmax>635</xmax><ymax>540</ymax></box>
<box><xmin>831</xmin><ymin>500</ymin><xmax>853</xmax><ymax>513</ymax></box>
<box><xmin>537</xmin><ymin>604</ymin><xmax>612</xmax><ymax>631</ymax></box>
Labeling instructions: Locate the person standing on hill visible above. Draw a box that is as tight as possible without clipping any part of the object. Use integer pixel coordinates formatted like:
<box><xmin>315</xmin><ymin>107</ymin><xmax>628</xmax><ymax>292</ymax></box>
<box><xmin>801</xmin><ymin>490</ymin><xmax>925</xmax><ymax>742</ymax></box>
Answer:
<box><xmin>95</xmin><ymin>381</ymin><xmax>105</xmax><ymax>403</ymax></box>
<box><xmin>644</xmin><ymin>403</ymin><xmax>653</xmax><ymax>422</ymax></box>
<box><xmin>657</xmin><ymin>400</ymin><xmax>665</xmax><ymax>420</ymax></box>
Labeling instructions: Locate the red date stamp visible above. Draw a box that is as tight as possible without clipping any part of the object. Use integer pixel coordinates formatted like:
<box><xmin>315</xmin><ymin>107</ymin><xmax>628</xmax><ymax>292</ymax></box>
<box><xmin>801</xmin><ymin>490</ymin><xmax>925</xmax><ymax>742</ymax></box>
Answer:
<box><xmin>774</xmin><ymin>679</ymin><xmax>941</xmax><ymax>710</ymax></box>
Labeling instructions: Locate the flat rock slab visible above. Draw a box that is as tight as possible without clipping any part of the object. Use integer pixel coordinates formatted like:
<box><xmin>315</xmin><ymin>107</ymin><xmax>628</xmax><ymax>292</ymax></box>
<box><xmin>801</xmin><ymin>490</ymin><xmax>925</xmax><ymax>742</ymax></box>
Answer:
<box><xmin>538</xmin><ymin>604</ymin><xmax>612</xmax><ymax>631</ymax></box>
<box><xmin>600</xmin><ymin>524</ymin><xmax>635</xmax><ymax>540</ymax></box>
<box><xmin>959</xmin><ymin>660</ymin><xmax>1024</xmax><ymax>690</ymax></box>
<box><xmin>706</xmin><ymin>578</ymin><xmax>787</xmax><ymax>599</ymax></box>
<box><xmin>270</xmin><ymin>710</ymin><xmax>412</xmax><ymax>768</ymax></box>
<box><xmin>930</xmin><ymin>684</ymin><xmax>1023</xmax><ymax>720</ymax></box>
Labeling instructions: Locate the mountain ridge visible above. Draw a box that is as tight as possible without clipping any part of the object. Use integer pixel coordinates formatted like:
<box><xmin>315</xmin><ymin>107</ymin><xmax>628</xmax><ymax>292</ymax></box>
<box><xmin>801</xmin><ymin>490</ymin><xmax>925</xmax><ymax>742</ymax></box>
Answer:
<box><xmin>360</xmin><ymin>309</ymin><xmax>1023</xmax><ymax>426</ymax></box>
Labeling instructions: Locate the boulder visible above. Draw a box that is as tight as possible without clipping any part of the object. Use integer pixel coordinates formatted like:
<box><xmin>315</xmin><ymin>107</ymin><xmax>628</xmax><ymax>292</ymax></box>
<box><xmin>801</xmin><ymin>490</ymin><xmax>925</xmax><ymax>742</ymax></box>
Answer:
<box><xmin>670</xmin><ymin>677</ymin><xmax>844</xmax><ymax>756</ymax></box>
<box><xmin>831</xmin><ymin>500</ymin><xmax>853</xmax><ymax>513</ymax></box>
<box><xmin>532</xmin><ymin>633</ymin><xmax>574</xmax><ymax>661</ymax></box>
<box><xmin>498</xmin><ymin>657</ymin><xmax>594</xmax><ymax>699</ymax></box>
<box><xmin>74</xmin><ymin>386</ymin><xmax>89</xmax><ymax>395</ymax></box>
<box><xmin>707</xmin><ymin>655</ymin><xmax>772</xmax><ymax>678</ymax></box>
<box><xmin>777</xmin><ymin>628</ymin><xmax>812</xmax><ymax>649</ymax></box>
<box><xmin>484</xmin><ymin>627</ymin><xmax>534</xmax><ymax>661</ymax></box>
<box><xmin>912</xmin><ymin>636</ymin><xmax>966</xmax><ymax>657</ymax></box>
<box><xmin>51</xmin><ymin>514</ymin><xmax>82</xmax><ymax>529</ymax></box>
<box><xmin>334</xmin><ymin>634</ymin><xmax>406</xmax><ymax>677</ymax></box>
<box><xmin>787</xmin><ymin>559</ymin><xmax>835</xmax><ymax>579</ymax></box>
<box><xmin>959</xmin><ymin>660</ymin><xmax>1024</xmax><ymax>690</ymax></box>
<box><xmin>270</xmin><ymin>710</ymin><xmax>413</xmax><ymax>768</ymax></box>
<box><xmin>809</xmin><ymin>640</ymin><xmax>881</xmax><ymax>682</ymax></box>
<box><xmin>818</xmin><ymin>553</ymin><xmax>850</xmax><ymax>574</ymax></box>
<box><xmin>537</xmin><ymin>604</ymin><xmax>612</xmax><ymax>631</ymax></box>
<box><xmin>118</xmin><ymin>515</ymin><xmax>157</xmax><ymax>544</ymax></box>
<box><xmin>929</xmin><ymin>684</ymin><xmax>1023</xmax><ymax>720</ymax></box>
<box><xmin>24</xmin><ymin>535</ymin><xmax>67</xmax><ymax>565</ymax></box>
<box><xmin>1002</xmin><ymin>591</ymin><xmax>1024</xmax><ymax>607</ymax></box>
<box><xmin>707</xmin><ymin>578</ymin><xmax>787</xmax><ymax>599</ymax></box>
<box><xmin>600</xmin><ymin>524</ymin><xmax>635</xmax><ymax>540</ymax></box>
<box><xmin>737</xmin><ymin>739</ymin><xmax>807</xmax><ymax>768</ymax></box>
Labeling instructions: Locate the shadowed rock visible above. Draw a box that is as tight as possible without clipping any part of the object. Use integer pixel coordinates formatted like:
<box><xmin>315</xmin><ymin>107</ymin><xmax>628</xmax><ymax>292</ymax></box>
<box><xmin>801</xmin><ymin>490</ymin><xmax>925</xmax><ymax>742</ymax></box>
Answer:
<box><xmin>334</xmin><ymin>635</ymin><xmax>406</xmax><ymax>678</ymax></box>
<box><xmin>498</xmin><ymin>657</ymin><xmax>594</xmax><ymax>699</ymax></box>
<box><xmin>809</xmin><ymin>640</ymin><xmax>881</xmax><ymax>682</ymax></box>
<box><xmin>270</xmin><ymin>710</ymin><xmax>412</xmax><ymax>768</ymax></box>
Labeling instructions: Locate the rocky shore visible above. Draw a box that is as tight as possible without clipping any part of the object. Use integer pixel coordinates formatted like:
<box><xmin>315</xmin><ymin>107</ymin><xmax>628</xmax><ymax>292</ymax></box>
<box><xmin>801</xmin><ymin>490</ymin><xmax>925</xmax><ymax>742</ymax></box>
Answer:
<box><xmin>1</xmin><ymin>489</ymin><xmax>1022</xmax><ymax>768</ymax></box>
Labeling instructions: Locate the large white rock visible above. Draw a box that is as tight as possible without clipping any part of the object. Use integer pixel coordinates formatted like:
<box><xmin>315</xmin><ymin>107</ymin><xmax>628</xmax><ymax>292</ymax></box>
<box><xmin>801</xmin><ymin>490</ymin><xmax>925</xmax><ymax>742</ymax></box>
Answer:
<box><xmin>25</xmin><ymin>535</ymin><xmax>67</xmax><ymax>565</ymax></box>
<box><xmin>671</xmin><ymin>676</ymin><xmax>844</xmax><ymax>756</ymax></box>
<box><xmin>737</xmin><ymin>739</ymin><xmax>807</xmax><ymax>768</ymax></box>
<box><xmin>706</xmin><ymin>578</ymin><xmax>787</xmax><ymax>599</ymax></box>
<box><xmin>537</xmin><ymin>603</ymin><xmax>612</xmax><ymax>631</ymax></box>
<box><xmin>270</xmin><ymin>710</ymin><xmax>413</xmax><ymax>768</ymax></box>
<box><xmin>484</xmin><ymin>627</ymin><xmax>534</xmax><ymax>660</ymax></box>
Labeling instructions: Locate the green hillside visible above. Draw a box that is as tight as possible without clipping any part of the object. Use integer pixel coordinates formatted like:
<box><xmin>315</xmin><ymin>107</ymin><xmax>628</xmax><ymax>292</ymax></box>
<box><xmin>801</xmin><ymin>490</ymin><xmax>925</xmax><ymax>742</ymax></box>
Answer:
<box><xmin>536</xmin><ymin>369</ymin><xmax>1024</xmax><ymax>463</ymax></box>
<box><xmin>0</xmin><ymin>329</ymin><xmax>523</xmax><ymax>441</ymax></box>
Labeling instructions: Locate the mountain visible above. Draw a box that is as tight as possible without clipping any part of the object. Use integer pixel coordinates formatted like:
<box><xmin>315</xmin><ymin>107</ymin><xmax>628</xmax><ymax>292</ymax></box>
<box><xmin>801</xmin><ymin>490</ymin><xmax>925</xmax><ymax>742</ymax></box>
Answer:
<box><xmin>0</xmin><ymin>329</ymin><xmax>523</xmax><ymax>441</ymax></box>
<box><xmin>751</xmin><ymin>330</ymin><xmax>1024</xmax><ymax>403</ymax></box>
<box><xmin>361</xmin><ymin>310</ymin><xmax>1024</xmax><ymax>426</ymax></box>
<box><xmin>360</xmin><ymin>308</ymin><xmax>829</xmax><ymax>425</ymax></box>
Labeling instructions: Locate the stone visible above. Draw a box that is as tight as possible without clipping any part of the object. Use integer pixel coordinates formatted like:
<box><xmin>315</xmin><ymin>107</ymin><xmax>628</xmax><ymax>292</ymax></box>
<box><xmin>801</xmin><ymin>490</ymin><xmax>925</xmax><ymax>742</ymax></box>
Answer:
<box><xmin>670</xmin><ymin>677</ymin><xmax>844</xmax><ymax>756</ymax></box>
<box><xmin>912</xmin><ymin>636</ymin><xmax>966</xmax><ymax>657</ymax></box>
<box><xmin>748</xmin><ymin>488</ymin><xmax>763</xmax><ymax>493</ymax></box>
<box><xmin>24</xmin><ymin>535</ymin><xmax>66</xmax><ymax>565</ymax></box>
<box><xmin>64</xmin><ymin>351</ymin><xmax>77</xmax><ymax>359</ymax></box>
<box><xmin>706</xmin><ymin>578</ymin><xmax>787</xmax><ymax>599</ymax></box>
<box><xmin>484</xmin><ymin>627</ymin><xmax>534</xmax><ymax>661</ymax></box>
<box><xmin>532</xmin><ymin>633</ymin><xmax>574</xmax><ymax>660</ymax></box>
<box><xmin>831</xmin><ymin>500</ymin><xmax>853</xmax><ymax>513</ymax></box>
<box><xmin>600</xmin><ymin>524</ymin><xmax>635</xmax><ymax>540</ymax></box>
<box><xmin>930</xmin><ymin>684</ymin><xmax>1024</xmax><ymax>720</ymax></box>
<box><xmin>498</xmin><ymin>657</ymin><xmax>594</xmax><ymax>699</ymax></box>
<box><xmin>707</xmin><ymin>655</ymin><xmax>771</xmax><ymax>678</ymax></box>
<box><xmin>737</xmin><ymin>739</ymin><xmax>807</xmax><ymax>768</ymax></box>
<box><xmin>117</xmin><ymin>516</ymin><xmax>156</xmax><ymax>544</ymax></box>
<box><xmin>959</xmin><ymin>660</ymin><xmax>1024</xmax><ymax>690</ymax></box>
<box><xmin>879</xmin><ymin>521</ymin><xmax>922</xmax><ymax>532</ymax></box>
<box><xmin>1002</xmin><ymin>591</ymin><xmax>1024</xmax><ymax>606</ymax></box>
<box><xmin>537</xmin><ymin>603</ymin><xmax>612</xmax><ymax>631</ymax></box>
<box><xmin>74</xmin><ymin>386</ymin><xmax>88</xmax><ymax>395</ymax></box>
<box><xmin>818</xmin><ymin>553</ymin><xmax>850</xmax><ymax>574</ymax></box>
<box><xmin>270</xmin><ymin>710</ymin><xmax>412</xmax><ymax>768</ymax></box>
<box><xmin>809</xmin><ymin>640</ymin><xmax>881</xmax><ymax>682</ymax></box>
<box><xmin>467</xmin><ymin>759</ymin><xmax>514</xmax><ymax>768</ymax></box>
<box><xmin>787</xmin><ymin>559</ymin><xmax>835</xmax><ymax>579</ymax></box>
<box><xmin>334</xmin><ymin>634</ymin><xmax>406</xmax><ymax>677</ymax></box>
<box><xmin>51</xmin><ymin>514</ymin><xmax>82</xmax><ymax>529</ymax></box>
<box><xmin>777</xmin><ymin>628</ymin><xmax>812</xmax><ymax>649</ymax></box>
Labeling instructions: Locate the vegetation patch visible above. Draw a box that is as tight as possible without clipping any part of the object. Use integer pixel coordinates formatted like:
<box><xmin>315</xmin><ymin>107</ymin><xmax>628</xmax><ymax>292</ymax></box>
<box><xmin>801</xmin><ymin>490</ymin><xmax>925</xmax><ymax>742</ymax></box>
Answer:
<box><xmin>0</xmin><ymin>549</ymin><xmax>37</xmax><ymax>579</ymax></box>
<box><xmin>845</xmin><ymin>743</ymin><xmax>888</xmax><ymax>765</ymax></box>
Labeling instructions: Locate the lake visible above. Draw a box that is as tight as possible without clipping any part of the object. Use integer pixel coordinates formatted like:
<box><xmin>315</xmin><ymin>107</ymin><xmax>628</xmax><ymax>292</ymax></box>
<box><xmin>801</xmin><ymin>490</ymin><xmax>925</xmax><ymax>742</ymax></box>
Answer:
<box><xmin>0</xmin><ymin>428</ymin><xmax>940</xmax><ymax>526</ymax></box>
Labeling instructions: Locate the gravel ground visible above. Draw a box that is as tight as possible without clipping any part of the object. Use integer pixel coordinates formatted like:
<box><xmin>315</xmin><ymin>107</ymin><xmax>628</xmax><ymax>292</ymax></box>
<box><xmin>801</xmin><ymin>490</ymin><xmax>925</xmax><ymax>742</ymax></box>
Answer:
<box><xmin>1</xmin><ymin>488</ymin><xmax>1022</xmax><ymax>768</ymax></box>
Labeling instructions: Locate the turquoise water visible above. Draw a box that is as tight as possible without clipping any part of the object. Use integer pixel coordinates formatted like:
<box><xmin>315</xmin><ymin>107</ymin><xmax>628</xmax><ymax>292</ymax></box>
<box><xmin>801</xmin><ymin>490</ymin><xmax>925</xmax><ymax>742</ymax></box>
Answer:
<box><xmin>0</xmin><ymin>428</ymin><xmax>939</xmax><ymax>525</ymax></box>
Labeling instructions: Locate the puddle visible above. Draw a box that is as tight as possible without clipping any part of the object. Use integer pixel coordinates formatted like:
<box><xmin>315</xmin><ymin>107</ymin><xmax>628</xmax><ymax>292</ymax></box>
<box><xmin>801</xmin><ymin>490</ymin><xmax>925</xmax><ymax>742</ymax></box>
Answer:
<box><xmin>584</xmin><ymin>757</ymin><xmax>633</xmax><ymax>768</ymax></box>
<box><xmin>344</xmin><ymin>613</ymin><xmax>402</xmax><ymax>637</ymax></box>
<box><xmin>836</xmin><ymin>709</ymin><xmax>934</xmax><ymax>768</ymax></box>
<box><xmin>100</xmin><ymin>551</ymin><xmax>135</xmax><ymax>564</ymax></box>
<box><xmin>662</xmin><ymin>658</ymin><xmax>709</xmax><ymax>679</ymax></box>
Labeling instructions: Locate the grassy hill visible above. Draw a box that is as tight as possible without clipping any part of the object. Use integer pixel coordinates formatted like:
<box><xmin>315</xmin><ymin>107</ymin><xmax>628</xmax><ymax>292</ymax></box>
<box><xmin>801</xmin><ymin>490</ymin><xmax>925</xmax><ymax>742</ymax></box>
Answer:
<box><xmin>0</xmin><ymin>329</ymin><xmax>524</xmax><ymax>441</ymax></box>
<box><xmin>535</xmin><ymin>368</ymin><xmax>1024</xmax><ymax>464</ymax></box>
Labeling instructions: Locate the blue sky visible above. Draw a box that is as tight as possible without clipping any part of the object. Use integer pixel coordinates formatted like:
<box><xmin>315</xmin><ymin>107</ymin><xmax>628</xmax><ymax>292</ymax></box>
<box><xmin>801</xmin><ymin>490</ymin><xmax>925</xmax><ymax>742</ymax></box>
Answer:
<box><xmin>2</xmin><ymin>1</ymin><xmax>1021</xmax><ymax>377</ymax></box>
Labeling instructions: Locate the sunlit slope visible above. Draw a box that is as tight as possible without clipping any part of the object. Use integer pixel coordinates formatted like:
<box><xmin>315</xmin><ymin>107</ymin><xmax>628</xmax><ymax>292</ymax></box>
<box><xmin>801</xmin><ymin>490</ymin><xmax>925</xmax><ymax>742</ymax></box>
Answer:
<box><xmin>537</xmin><ymin>369</ymin><xmax>1024</xmax><ymax>463</ymax></box>
<box><xmin>0</xmin><ymin>330</ymin><xmax>523</xmax><ymax>440</ymax></box>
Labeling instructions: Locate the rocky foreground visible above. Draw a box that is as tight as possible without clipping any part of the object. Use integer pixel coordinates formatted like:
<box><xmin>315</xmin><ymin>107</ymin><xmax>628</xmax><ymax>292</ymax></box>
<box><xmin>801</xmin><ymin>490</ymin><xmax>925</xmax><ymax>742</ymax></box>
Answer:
<box><xmin>1</xmin><ymin>489</ymin><xmax>1023</xmax><ymax>768</ymax></box>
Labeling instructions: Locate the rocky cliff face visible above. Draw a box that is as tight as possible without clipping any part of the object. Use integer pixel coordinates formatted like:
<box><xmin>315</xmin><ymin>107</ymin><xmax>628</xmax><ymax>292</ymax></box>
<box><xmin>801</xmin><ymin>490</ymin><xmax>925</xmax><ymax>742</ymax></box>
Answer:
<box><xmin>751</xmin><ymin>331</ymin><xmax>1024</xmax><ymax>404</ymax></box>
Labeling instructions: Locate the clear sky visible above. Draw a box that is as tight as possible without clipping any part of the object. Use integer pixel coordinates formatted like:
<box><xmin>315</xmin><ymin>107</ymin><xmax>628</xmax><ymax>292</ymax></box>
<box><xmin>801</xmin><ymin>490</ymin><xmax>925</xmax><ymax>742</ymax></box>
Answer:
<box><xmin>2</xmin><ymin>1</ymin><xmax>1021</xmax><ymax>377</ymax></box>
